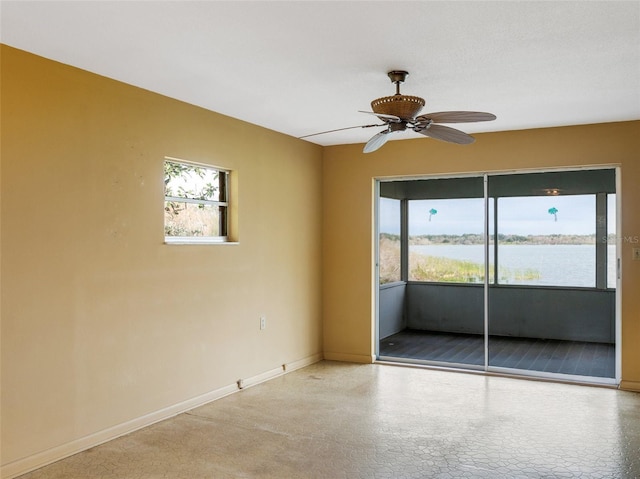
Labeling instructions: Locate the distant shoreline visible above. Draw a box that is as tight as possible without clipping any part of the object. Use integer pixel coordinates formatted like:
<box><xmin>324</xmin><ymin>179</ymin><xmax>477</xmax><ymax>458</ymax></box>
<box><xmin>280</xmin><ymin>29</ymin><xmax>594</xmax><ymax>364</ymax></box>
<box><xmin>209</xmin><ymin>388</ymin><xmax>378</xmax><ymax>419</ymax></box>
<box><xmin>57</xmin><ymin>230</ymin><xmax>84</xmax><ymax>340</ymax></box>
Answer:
<box><xmin>381</xmin><ymin>232</ymin><xmax>615</xmax><ymax>246</ymax></box>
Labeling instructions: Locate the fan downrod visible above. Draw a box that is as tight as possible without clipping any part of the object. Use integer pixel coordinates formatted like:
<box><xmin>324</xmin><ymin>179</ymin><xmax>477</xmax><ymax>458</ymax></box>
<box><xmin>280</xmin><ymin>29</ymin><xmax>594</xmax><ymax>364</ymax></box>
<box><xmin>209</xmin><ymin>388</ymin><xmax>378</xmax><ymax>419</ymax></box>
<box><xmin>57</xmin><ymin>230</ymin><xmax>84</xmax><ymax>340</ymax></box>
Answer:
<box><xmin>388</xmin><ymin>70</ymin><xmax>408</xmax><ymax>94</ymax></box>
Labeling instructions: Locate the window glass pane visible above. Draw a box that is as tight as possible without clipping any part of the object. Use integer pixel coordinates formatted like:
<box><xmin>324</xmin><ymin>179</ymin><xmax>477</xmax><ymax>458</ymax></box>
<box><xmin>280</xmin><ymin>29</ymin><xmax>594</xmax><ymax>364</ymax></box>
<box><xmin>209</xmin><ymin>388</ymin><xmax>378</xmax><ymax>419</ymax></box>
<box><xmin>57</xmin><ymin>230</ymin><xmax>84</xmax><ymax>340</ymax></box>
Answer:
<box><xmin>607</xmin><ymin>193</ymin><xmax>616</xmax><ymax>288</ymax></box>
<box><xmin>164</xmin><ymin>161</ymin><xmax>224</xmax><ymax>202</ymax></box>
<box><xmin>497</xmin><ymin>195</ymin><xmax>595</xmax><ymax>287</ymax></box>
<box><xmin>488</xmin><ymin>198</ymin><xmax>495</xmax><ymax>284</ymax></box>
<box><xmin>164</xmin><ymin>202</ymin><xmax>223</xmax><ymax>237</ymax></box>
<box><xmin>379</xmin><ymin>197</ymin><xmax>401</xmax><ymax>284</ymax></box>
<box><xmin>164</xmin><ymin>159</ymin><xmax>228</xmax><ymax>241</ymax></box>
<box><xmin>408</xmin><ymin>198</ymin><xmax>485</xmax><ymax>283</ymax></box>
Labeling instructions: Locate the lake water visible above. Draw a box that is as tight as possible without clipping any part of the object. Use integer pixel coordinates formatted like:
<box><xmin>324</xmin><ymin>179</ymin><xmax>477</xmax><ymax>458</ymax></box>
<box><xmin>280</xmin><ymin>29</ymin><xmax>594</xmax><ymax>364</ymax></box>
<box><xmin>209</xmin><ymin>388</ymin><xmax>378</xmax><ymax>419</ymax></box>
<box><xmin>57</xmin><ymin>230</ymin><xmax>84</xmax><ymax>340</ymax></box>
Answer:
<box><xmin>410</xmin><ymin>244</ymin><xmax>617</xmax><ymax>288</ymax></box>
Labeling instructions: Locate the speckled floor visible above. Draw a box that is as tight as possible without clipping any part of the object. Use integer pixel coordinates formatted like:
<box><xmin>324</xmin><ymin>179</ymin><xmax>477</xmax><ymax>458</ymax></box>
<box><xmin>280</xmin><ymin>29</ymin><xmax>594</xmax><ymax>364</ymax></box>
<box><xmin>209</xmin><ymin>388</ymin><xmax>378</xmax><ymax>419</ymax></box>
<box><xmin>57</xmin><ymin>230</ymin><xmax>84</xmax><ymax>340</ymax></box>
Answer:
<box><xmin>18</xmin><ymin>361</ymin><xmax>640</xmax><ymax>478</ymax></box>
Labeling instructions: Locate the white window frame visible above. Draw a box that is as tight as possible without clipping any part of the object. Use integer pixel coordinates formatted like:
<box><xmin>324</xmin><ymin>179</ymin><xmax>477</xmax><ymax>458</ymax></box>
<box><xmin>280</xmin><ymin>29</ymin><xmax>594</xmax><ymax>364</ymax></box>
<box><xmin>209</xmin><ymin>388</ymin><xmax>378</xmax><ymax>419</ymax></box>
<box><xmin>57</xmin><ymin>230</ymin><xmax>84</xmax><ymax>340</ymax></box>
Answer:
<box><xmin>164</xmin><ymin>157</ymin><xmax>230</xmax><ymax>244</ymax></box>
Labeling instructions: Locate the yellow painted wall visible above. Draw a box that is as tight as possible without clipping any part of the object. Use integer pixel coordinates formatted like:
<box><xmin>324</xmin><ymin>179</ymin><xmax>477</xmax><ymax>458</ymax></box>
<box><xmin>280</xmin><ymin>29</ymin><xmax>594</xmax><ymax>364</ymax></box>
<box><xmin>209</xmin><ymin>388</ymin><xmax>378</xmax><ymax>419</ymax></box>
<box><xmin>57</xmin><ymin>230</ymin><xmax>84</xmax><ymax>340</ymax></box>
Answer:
<box><xmin>322</xmin><ymin>122</ymin><xmax>640</xmax><ymax>388</ymax></box>
<box><xmin>0</xmin><ymin>45</ymin><xmax>323</xmax><ymax>473</ymax></box>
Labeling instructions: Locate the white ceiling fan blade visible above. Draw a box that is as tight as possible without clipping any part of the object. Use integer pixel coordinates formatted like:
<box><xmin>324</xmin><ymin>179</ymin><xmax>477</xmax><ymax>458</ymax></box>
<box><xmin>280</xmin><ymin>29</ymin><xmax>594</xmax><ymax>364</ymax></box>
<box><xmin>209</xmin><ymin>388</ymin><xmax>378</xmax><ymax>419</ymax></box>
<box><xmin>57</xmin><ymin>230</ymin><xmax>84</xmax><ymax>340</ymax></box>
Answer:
<box><xmin>358</xmin><ymin>111</ymin><xmax>403</xmax><ymax>123</ymax></box>
<box><xmin>363</xmin><ymin>130</ymin><xmax>390</xmax><ymax>153</ymax></box>
<box><xmin>416</xmin><ymin>124</ymin><xmax>475</xmax><ymax>145</ymax></box>
<box><xmin>417</xmin><ymin>111</ymin><xmax>496</xmax><ymax>124</ymax></box>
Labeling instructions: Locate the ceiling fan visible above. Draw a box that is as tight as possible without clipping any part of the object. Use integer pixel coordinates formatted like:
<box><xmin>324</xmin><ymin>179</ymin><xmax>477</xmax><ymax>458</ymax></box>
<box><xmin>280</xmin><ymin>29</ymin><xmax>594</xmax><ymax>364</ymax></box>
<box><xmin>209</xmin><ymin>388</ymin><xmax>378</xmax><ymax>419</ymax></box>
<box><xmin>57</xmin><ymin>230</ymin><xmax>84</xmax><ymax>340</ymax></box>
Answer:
<box><xmin>299</xmin><ymin>70</ymin><xmax>496</xmax><ymax>153</ymax></box>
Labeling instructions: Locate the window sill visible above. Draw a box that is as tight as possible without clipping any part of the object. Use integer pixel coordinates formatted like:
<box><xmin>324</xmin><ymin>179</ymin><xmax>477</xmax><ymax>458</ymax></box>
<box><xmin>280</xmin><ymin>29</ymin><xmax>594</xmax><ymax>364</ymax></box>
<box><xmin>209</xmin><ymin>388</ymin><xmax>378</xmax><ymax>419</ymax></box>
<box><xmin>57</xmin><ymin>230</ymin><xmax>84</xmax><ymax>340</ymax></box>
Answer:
<box><xmin>164</xmin><ymin>237</ymin><xmax>238</xmax><ymax>245</ymax></box>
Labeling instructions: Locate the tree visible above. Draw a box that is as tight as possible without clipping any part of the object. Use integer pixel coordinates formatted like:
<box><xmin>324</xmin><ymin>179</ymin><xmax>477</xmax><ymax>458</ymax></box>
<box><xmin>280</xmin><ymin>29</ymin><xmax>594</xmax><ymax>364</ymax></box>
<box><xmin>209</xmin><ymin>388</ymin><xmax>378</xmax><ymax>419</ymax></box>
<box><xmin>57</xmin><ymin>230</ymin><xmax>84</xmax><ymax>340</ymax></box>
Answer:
<box><xmin>164</xmin><ymin>161</ymin><xmax>221</xmax><ymax>236</ymax></box>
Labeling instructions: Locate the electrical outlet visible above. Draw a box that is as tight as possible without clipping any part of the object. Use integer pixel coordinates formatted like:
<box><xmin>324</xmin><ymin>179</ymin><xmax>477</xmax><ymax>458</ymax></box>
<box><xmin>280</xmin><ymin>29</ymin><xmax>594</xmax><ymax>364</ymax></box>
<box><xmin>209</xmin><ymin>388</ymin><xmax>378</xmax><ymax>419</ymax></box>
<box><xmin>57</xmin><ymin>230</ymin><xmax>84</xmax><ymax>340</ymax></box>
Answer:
<box><xmin>260</xmin><ymin>316</ymin><xmax>266</xmax><ymax>330</ymax></box>
<box><xmin>633</xmin><ymin>248</ymin><xmax>640</xmax><ymax>261</ymax></box>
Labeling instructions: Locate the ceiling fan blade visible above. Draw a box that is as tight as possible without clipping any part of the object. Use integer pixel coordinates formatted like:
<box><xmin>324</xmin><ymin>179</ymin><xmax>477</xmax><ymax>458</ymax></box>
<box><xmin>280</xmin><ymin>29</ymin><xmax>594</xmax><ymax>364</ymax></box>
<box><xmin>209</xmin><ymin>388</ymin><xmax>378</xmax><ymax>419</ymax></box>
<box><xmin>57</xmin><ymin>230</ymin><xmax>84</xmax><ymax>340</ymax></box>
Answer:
<box><xmin>417</xmin><ymin>111</ymin><xmax>496</xmax><ymax>124</ymax></box>
<box><xmin>416</xmin><ymin>124</ymin><xmax>475</xmax><ymax>145</ymax></box>
<box><xmin>363</xmin><ymin>130</ymin><xmax>390</xmax><ymax>153</ymax></box>
<box><xmin>358</xmin><ymin>111</ymin><xmax>403</xmax><ymax>123</ymax></box>
<box><xmin>298</xmin><ymin>123</ymin><xmax>384</xmax><ymax>139</ymax></box>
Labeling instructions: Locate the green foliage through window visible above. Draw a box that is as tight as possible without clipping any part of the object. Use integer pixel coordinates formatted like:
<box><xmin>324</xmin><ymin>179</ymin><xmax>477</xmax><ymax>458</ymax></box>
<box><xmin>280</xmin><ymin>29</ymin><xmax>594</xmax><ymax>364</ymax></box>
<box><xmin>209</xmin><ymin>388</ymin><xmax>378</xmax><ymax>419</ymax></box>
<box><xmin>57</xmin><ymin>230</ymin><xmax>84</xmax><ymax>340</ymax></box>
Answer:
<box><xmin>164</xmin><ymin>159</ymin><xmax>228</xmax><ymax>240</ymax></box>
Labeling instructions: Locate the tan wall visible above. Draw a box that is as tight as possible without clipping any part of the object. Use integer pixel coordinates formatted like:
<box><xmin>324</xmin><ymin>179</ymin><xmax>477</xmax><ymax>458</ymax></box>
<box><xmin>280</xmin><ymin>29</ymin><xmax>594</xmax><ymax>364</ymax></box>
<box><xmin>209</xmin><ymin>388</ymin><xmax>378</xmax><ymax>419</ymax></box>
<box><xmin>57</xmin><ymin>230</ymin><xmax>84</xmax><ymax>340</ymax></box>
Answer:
<box><xmin>0</xmin><ymin>45</ymin><xmax>323</xmax><ymax>473</ymax></box>
<box><xmin>322</xmin><ymin>122</ymin><xmax>640</xmax><ymax>388</ymax></box>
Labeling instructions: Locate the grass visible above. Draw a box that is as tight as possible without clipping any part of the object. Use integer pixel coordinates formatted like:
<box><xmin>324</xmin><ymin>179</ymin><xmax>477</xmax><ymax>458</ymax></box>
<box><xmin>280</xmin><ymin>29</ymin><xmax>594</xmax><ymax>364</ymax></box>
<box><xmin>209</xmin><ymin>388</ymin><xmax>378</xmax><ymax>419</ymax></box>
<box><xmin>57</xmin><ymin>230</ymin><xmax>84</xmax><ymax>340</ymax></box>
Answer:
<box><xmin>379</xmin><ymin>236</ymin><xmax>401</xmax><ymax>284</ymax></box>
<box><xmin>410</xmin><ymin>253</ymin><xmax>540</xmax><ymax>283</ymax></box>
<box><xmin>410</xmin><ymin>253</ymin><xmax>485</xmax><ymax>283</ymax></box>
<box><xmin>379</xmin><ymin>236</ymin><xmax>541</xmax><ymax>284</ymax></box>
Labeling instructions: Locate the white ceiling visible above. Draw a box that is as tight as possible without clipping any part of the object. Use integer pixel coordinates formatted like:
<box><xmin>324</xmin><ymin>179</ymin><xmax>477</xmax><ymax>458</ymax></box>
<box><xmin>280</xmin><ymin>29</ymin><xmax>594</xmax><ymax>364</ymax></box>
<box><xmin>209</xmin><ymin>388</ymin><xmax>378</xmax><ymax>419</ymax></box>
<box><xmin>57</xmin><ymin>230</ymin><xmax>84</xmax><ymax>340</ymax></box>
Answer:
<box><xmin>1</xmin><ymin>1</ymin><xmax>639</xmax><ymax>147</ymax></box>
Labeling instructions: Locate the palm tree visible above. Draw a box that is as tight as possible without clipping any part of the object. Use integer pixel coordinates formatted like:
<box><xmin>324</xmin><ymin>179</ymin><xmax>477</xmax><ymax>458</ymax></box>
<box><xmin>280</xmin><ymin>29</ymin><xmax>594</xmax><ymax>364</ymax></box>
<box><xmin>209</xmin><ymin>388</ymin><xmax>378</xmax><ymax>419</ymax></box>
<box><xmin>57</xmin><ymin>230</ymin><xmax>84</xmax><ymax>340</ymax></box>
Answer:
<box><xmin>428</xmin><ymin>208</ymin><xmax>438</xmax><ymax>222</ymax></box>
<box><xmin>548</xmin><ymin>207</ymin><xmax>558</xmax><ymax>222</ymax></box>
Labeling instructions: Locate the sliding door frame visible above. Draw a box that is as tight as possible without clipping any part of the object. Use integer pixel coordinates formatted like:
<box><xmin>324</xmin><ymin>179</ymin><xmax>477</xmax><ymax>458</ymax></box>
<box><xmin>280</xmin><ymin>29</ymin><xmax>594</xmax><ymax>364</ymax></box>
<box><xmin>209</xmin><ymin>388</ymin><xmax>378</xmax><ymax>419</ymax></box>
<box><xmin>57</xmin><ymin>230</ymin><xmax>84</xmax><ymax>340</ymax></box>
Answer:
<box><xmin>375</xmin><ymin>165</ymin><xmax>621</xmax><ymax>387</ymax></box>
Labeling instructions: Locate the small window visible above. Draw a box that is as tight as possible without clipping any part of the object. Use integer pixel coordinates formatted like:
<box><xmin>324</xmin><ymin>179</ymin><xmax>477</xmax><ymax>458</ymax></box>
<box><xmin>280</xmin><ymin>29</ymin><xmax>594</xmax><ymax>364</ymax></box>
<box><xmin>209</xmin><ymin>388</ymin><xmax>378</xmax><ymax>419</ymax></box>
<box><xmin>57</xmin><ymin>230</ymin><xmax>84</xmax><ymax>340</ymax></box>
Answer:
<box><xmin>164</xmin><ymin>158</ymin><xmax>229</xmax><ymax>243</ymax></box>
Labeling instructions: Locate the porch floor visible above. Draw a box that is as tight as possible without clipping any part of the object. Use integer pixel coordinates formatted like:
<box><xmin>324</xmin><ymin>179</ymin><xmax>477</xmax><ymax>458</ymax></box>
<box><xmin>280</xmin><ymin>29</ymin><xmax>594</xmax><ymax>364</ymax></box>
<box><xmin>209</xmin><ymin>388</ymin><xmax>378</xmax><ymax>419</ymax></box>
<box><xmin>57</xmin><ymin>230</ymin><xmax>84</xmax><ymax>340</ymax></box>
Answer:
<box><xmin>379</xmin><ymin>329</ymin><xmax>615</xmax><ymax>378</ymax></box>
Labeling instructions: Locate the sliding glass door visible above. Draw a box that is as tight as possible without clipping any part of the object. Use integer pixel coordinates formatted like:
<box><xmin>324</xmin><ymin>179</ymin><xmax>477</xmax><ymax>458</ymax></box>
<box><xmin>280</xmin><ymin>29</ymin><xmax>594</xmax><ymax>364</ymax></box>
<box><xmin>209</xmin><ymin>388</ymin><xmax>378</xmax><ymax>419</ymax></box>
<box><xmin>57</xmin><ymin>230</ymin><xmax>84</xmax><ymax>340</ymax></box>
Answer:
<box><xmin>486</xmin><ymin>170</ymin><xmax>617</xmax><ymax>380</ymax></box>
<box><xmin>378</xmin><ymin>176</ymin><xmax>486</xmax><ymax>369</ymax></box>
<box><xmin>377</xmin><ymin>168</ymin><xmax>617</xmax><ymax>384</ymax></box>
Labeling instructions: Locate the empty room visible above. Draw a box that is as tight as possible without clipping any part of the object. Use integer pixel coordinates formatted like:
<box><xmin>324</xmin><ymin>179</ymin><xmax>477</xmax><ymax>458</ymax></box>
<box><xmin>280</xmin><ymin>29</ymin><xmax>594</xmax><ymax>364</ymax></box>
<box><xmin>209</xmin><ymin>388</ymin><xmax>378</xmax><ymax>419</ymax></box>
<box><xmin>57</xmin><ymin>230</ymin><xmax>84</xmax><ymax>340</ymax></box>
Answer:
<box><xmin>1</xmin><ymin>1</ymin><xmax>640</xmax><ymax>478</ymax></box>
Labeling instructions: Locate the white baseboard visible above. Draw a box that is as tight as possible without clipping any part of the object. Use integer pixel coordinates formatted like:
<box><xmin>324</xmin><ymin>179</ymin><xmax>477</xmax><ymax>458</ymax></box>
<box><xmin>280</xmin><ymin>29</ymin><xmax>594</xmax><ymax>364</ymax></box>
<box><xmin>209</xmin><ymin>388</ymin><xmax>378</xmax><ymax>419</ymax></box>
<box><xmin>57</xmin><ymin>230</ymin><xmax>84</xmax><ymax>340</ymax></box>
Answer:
<box><xmin>237</xmin><ymin>353</ymin><xmax>324</xmax><ymax>389</ymax></box>
<box><xmin>285</xmin><ymin>352</ymin><xmax>324</xmax><ymax>373</ymax></box>
<box><xmin>323</xmin><ymin>351</ymin><xmax>375</xmax><ymax>363</ymax></box>
<box><xmin>1</xmin><ymin>353</ymin><xmax>323</xmax><ymax>479</ymax></box>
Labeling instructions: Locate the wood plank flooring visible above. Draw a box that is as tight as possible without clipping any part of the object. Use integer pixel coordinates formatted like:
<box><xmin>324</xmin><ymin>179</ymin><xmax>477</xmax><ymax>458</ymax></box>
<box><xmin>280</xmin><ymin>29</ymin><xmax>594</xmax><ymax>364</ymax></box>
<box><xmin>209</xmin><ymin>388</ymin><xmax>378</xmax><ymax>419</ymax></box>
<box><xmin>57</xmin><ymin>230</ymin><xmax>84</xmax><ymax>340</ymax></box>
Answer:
<box><xmin>379</xmin><ymin>329</ymin><xmax>615</xmax><ymax>378</ymax></box>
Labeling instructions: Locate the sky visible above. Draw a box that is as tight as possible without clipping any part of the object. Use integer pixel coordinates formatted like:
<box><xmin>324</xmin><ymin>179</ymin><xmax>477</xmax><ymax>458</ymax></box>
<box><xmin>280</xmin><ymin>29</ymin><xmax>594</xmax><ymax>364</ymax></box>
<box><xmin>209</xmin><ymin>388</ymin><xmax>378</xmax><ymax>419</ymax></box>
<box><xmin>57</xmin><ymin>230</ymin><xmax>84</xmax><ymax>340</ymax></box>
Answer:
<box><xmin>380</xmin><ymin>194</ymin><xmax>616</xmax><ymax>236</ymax></box>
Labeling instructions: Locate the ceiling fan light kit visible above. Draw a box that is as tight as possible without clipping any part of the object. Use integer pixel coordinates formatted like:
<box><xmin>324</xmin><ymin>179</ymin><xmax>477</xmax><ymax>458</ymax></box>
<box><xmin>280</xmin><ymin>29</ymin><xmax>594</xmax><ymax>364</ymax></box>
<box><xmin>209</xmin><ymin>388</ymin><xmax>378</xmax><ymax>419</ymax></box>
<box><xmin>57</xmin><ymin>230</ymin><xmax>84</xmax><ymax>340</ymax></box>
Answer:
<box><xmin>300</xmin><ymin>70</ymin><xmax>496</xmax><ymax>153</ymax></box>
